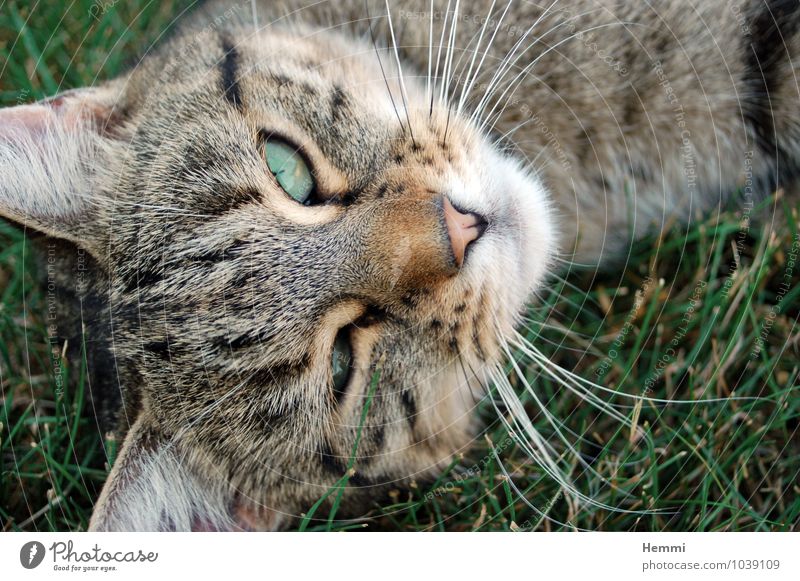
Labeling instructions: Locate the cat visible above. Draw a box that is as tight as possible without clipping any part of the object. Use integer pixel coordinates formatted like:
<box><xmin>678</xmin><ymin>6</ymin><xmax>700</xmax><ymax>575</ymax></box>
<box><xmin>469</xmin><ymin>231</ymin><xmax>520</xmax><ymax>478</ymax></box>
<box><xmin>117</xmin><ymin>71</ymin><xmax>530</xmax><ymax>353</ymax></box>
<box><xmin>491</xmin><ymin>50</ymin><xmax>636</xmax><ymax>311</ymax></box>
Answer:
<box><xmin>0</xmin><ymin>0</ymin><xmax>797</xmax><ymax>531</ymax></box>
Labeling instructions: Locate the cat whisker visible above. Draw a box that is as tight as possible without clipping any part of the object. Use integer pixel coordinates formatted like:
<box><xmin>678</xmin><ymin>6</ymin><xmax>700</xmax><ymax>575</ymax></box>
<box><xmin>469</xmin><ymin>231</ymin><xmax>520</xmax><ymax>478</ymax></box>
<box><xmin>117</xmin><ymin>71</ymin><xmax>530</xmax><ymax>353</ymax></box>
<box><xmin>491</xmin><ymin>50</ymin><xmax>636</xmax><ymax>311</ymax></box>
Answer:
<box><xmin>492</xmin><ymin>306</ymin><xmax>685</xmax><ymax>512</ymax></box>
<box><xmin>518</xmin><ymin>320</ymin><xmax>603</xmax><ymax>354</ymax></box>
<box><xmin>527</xmin><ymin>283</ymin><xmax>604</xmax><ymax>320</ymax></box>
<box><xmin>490</xmin><ymin>447</ymin><xmax>586</xmax><ymax>531</ymax></box>
<box><xmin>425</xmin><ymin>0</ymin><xmax>503</xmax><ymax>140</ymax></box>
<box><xmin>551</xmin><ymin>254</ymin><xmax>600</xmax><ymax>269</ymax></box>
<box><xmin>468</xmin><ymin>0</ymin><xmax>563</xmax><ymax>125</ymax></box>
<box><xmin>488</xmin><ymin>355</ymin><xmax>669</xmax><ymax>516</ymax></box>
<box><xmin>440</xmin><ymin>0</ymin><xmax>461</xmax><ymax>106</ymax></box>
<box><xmin>432</xmin><ymin>0</ymin><xmax>500</xmax><ymax>112</ymax></box>
<box><xmin>488</xmin><ymin>364</ymin><xmax>611</xmax><ymax>515</ymax></box>
<box><xmin>471</xmin><ymin>6</ymin><xmax>626</xmax><ymax>127</ymax></box>
<box><xmin>543</xmin><ymin>271</ymin><xmax>606</xmax><ymax>307</ymax></box>
<box><xmin>511</xmin><ymin>329</ymin><xmax>767</xmax><ymax>406</ymax></box>
<box><xmin>384</xmin><ymin>0</ymin><xmax>417</xmax><ymax>146</ymax></box>
<box><xmin>430</xmin><ymin>0</ymin><xmax>452</xmax><ymax>115</ymax></box>
<box><xmin>478</xmin><ymin>21</ymin><xmax>638</xmax><ymax>134</ymax></box>
<box><xmin>365</xmin><ymin>0</ymin><xmax>408</xmax><ymax>137</ymax></box>
<box><xmin>454</xmin><ymin>359</ymin><xmax>585</xmax><ymax>531</ymax></box>
<box><xmin>497</xmin><ymin>336</ymin><xmax>643</xmax><ymax>487</ymax></box>
<box><xmin>470</xmin><ymin>4</ymin><xmax>599</xmax><ymax>125</ymax></box>
<box><xmin>506</xmin><ymin>332</ymin><xmax>633</xmax><ymax>423</ymax></box>
<box><xmin>251</xmin><ymin>0</ymin><xmax>259</xmax><ymax>32</ymax></box>
<box><xmin>426</xmin><ymin>0</ymin><xmax>434</xmax><ymax>109</ymax></box>
<box><xmin>493</xmin><ymin>110</ymin><xmax>553</xmax><ymax>146</ymax></box>
<box><xmin>441</xmin><ymin>0</ymin><xmax>463</xmax><ymax>141</ymax></box>
<box><xmin>456</xmin><ymin>0</ymin><xmax>508</xmax><ymax>117</ymax></box>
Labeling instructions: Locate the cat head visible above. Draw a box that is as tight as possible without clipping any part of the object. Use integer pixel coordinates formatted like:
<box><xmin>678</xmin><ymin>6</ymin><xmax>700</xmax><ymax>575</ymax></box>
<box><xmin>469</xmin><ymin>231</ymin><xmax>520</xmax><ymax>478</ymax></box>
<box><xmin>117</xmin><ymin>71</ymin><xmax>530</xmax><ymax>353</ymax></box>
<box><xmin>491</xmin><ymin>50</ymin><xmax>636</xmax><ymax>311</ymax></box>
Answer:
<box><xmin>0</xmin><ymin>21</ymin><xmax>555</xmax><ymax>530</ymax></box>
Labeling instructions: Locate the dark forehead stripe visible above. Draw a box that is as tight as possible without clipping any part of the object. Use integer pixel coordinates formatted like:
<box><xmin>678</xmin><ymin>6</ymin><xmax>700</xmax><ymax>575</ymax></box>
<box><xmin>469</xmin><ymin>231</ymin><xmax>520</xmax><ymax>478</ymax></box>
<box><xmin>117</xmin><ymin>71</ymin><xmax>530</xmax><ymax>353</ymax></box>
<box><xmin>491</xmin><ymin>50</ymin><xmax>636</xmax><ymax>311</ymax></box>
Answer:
<box><xmin>329</xmin><ymin>86</ymin><xmax>349</xmax><ymax>123</ymax></box>
<box><xmin>220</xmin><ymin>35</ymin><xmax>243</xmax><ymax>110</ymax></box>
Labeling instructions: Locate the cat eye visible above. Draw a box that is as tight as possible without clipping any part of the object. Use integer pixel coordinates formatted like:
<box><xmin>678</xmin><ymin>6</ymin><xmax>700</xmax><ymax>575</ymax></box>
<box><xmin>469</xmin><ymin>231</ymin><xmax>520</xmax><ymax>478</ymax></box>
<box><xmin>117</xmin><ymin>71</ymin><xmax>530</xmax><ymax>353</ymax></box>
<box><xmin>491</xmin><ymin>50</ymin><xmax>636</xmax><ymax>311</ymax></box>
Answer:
<box><xmin>331</xmin><ymin>327</ymin><xmax>353</xmax><ymax>399</ymax></box>
<box><xmin>263</xmin><ymin>138</ymin><xmax>315</xmax><ymax>204</ymax></box>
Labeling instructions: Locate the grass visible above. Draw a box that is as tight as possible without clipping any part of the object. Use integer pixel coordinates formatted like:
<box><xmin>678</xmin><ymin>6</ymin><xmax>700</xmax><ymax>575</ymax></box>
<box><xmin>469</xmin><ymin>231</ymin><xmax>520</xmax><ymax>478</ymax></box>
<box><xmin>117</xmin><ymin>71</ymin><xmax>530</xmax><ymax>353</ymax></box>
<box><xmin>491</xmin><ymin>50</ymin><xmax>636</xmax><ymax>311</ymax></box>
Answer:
<box><xmin>1</xmin><ymin>1</ymin><xmax>798</xmax><ymax>532</ymax></box>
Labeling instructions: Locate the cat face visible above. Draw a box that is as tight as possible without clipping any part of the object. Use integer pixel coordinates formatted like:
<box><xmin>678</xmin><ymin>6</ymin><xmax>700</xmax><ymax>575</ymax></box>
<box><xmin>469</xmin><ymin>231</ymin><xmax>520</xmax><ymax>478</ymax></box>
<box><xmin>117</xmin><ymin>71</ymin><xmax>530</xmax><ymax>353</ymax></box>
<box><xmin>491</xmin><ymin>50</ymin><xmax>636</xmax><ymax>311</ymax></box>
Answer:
<box><xmin>0</xmin><ymin>23</ymin><xmax>554</xmax><ymax>530</ymax></box>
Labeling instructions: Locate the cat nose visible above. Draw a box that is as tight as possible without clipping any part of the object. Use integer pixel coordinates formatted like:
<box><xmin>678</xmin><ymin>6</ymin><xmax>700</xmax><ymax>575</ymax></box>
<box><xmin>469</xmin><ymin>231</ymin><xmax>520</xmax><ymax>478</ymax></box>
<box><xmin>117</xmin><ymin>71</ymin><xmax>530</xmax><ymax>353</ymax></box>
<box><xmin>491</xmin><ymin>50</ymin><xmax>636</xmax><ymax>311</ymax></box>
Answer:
<box><xmin>443</xmin><ymin>197</ymin><xmax>488</xmax><ymax>268</ymax></box>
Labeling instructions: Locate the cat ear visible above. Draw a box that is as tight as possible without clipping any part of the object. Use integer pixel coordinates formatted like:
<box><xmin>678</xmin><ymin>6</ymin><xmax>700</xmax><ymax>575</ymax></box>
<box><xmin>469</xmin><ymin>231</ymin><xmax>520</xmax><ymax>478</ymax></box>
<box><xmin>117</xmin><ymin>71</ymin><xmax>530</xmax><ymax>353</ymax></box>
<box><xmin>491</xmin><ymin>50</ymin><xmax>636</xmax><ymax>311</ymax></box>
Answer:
<box><xmin>89</xmin><ymin>414</ymin><xmax>281</xmax><ymax>531</ymax></box>
<box><xmin>0</xmin><ymin>83</ymin><xmax>123</xmax><ymax>244</ymax></box>
<box><xmin>89</xmin><ymin>414</ymin><xmax>231</xmax><ymax>532</ymax></box>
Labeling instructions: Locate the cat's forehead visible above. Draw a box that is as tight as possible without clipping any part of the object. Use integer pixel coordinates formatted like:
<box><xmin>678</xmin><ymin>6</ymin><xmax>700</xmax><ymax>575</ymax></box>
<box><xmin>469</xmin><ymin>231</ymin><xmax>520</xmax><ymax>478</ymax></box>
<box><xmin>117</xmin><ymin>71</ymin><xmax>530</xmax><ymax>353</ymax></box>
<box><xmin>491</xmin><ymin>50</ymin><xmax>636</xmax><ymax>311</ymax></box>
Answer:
<box><xmin>131</xmin><ymin>26</ymin><xmax>485</xmax><ymax>187</ymax></box>
<box><xmin>239</xmin><ymin>27</ymin><xmax>390</xmax><ymax>92</ymax></box>
<box><xmin>155</xmin><ymin>27</ymin><xmax>411</xmax><ymax>124</ymax></box>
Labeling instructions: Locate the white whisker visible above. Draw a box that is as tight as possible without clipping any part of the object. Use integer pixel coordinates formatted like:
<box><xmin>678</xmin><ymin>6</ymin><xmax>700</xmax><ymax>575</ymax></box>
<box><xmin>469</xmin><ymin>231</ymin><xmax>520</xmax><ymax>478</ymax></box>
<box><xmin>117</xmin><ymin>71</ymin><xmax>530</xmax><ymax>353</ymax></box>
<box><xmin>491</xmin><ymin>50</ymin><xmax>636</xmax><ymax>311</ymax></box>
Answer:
<box><xmin>490</xmin><ymin>441</ymin><xmax>586</xmax><ymax>531</ymax></box>
<box><xmin>457</xmin><ymin>0</ymin><xmax>510</xmax><ymax>115</ymax></box>
<box><xmin>426</xmin><ymin>0</ymin><xmax>434</xmax><ymax>107</ymax></box>
<box><xmin>469</xmin><ymin>0</ymin><xmax>563</xmax><ymax>124</ymax></box>
<box><xmin>478</xmin><ymin>21</ymin><xmax>635</xmax><ymax>134</ymax></box>
<box><xmin>385</xmin><ymin>0</ymin><xmax>416</xmax><ymax>143</ymax></box>
<box><xmin>488</xmin><ymin>362</ymin><xmax>661</xmax><ymax>515</ymax></box>
<box><xmin>430</xmin><ymin>0</ymin><xmax>452</xmax><ymax>113</ymax></box>
<box><xmin>251</xmin><ymin>0</ymin><xmax>259</xmax><ymax>32</ymax></box>
<box><xmin>512</xmin><ymin>330</ymin><xmax>766</xmax><ymax>405</ymax></box>
<box><xmin>440</xmin><ymin>0</ymin><xmax>461</xmax><ymax>106</ymax></box>
<box><xmin>498</xmin><ymin>337</ymin><xmax>644</xmax><ymax>488</ymax></box>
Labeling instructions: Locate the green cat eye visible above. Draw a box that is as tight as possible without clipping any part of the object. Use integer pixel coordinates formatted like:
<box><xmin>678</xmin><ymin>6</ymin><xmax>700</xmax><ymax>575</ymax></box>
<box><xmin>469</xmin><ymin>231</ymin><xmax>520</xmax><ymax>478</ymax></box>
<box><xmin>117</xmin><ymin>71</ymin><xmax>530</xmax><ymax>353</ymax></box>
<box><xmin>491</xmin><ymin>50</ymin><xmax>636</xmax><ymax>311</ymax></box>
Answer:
<box><xmin>263</xmin><ymin>138</ymin><xmax>315</xmax><ymax>204</ymax></box>
<box><xmin>331</xmin><ymin>328</ymin><xmax>353</xmax><ymax>397</ymax></box>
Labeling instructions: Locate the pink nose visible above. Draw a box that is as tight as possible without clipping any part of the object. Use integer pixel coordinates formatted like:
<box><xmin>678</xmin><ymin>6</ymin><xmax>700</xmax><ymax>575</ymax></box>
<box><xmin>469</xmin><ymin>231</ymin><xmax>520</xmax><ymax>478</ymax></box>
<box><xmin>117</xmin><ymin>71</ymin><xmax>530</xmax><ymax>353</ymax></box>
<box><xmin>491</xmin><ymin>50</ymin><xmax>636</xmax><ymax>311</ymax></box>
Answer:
<box><xmin>443</xmin><ymin>197</ymin><xmax>488</xmax><ymax>268</ymax></box>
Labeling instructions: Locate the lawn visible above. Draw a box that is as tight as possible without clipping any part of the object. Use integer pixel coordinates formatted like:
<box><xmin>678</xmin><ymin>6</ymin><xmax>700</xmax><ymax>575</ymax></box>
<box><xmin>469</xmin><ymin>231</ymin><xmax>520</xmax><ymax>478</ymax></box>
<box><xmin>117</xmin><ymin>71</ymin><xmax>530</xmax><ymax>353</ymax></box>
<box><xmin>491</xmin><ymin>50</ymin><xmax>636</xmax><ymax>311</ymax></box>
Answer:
<box><xmin>1</xmin><ymin>0</ymin><xmax>798</xmax><ymax>532</ymax></box>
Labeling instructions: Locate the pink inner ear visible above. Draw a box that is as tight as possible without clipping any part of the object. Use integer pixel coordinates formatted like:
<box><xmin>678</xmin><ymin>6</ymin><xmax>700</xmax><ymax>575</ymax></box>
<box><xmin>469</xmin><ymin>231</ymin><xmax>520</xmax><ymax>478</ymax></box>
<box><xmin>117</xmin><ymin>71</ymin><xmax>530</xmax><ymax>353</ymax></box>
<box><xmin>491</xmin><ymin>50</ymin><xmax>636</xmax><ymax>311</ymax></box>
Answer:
<box><xmin>0</xmin><ymin>95</ymin><xmax>108</xmax><ymax>141</ymax></box>
<box><xmin>0</xmin><ymin>104</ymin><xmax>54</xmax><ymax>139</ymax></box>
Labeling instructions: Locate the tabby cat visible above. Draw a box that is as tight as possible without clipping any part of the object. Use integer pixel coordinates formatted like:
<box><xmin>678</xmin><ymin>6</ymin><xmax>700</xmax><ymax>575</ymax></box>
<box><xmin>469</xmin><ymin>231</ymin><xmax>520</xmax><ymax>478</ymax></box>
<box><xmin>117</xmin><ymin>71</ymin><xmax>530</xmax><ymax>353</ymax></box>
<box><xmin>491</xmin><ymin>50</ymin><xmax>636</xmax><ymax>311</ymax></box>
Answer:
<box><xmin>0</xmin><ymin>0</ymin><xmax>797</xmax><ymax>530</ymax></box>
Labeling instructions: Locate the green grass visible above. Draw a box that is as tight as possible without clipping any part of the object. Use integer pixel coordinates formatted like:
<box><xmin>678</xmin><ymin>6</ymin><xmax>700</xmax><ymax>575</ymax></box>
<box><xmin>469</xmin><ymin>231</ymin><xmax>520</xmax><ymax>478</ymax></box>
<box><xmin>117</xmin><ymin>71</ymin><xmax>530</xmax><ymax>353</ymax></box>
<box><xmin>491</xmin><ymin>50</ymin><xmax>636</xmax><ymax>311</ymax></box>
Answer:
<box><xmin>1</xmin><ymin>1</ymin><xmax>798</xmax><ymax>532</ymax></box>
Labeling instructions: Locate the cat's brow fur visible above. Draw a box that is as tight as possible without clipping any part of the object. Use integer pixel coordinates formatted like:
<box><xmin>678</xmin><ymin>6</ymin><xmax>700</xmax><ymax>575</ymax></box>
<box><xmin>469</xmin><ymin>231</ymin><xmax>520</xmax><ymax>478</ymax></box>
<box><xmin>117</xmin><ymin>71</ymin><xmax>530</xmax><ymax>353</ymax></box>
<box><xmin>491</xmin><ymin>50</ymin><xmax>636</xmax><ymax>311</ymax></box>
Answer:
<box><xmin>1</xmin><ymin>0</ymin><xmax>798</xmax><ymax>530</ymax></box>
